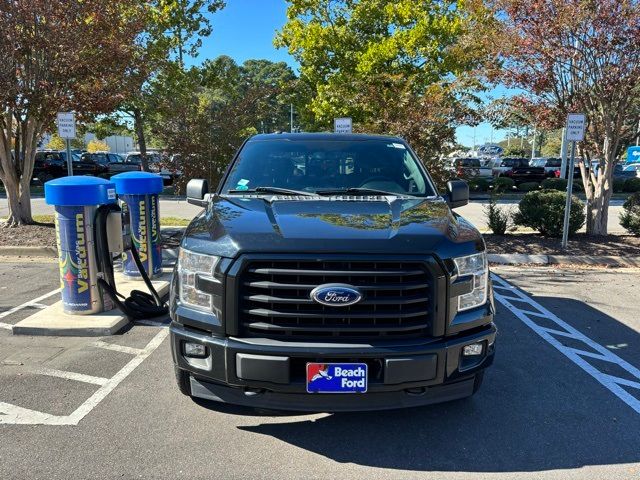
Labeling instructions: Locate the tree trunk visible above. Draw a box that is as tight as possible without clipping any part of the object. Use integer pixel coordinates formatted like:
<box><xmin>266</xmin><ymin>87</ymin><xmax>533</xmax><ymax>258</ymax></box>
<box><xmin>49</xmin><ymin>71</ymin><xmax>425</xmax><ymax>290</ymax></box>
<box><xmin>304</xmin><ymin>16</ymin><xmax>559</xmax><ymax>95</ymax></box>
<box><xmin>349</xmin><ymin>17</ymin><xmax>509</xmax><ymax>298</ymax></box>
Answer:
<box><xmin>585</xmin><ymin>188</ymin><xmax>609</xmax><ymax>236</ymax></box>
<box><xmin>583</xmin><ymin>136</ymin><xmax>614</xmax><ymax>236</ymax></box>
<box><xmin>2</xmin><ymin>117</ymin><xmax>39</xmax><ymax>226</ymax></box>
<box><xmin>133</xmin><ymin>108</ymin><xmax>149</xmax><ymax>171</ymax></box>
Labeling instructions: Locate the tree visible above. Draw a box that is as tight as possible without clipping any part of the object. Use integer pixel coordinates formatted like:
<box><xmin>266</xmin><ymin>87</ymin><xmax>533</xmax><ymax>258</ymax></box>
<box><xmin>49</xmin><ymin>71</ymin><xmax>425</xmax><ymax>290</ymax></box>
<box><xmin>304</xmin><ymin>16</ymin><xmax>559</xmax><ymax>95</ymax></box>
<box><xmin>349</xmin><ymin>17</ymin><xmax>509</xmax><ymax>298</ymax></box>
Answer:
<box><xmin>484</xmin><ymin>0</ymin><xmax>640</xmax><ymax>235</ymax></box>
<box><xmin>149</xmin><ymin>57</ymin><xmax>300</xmax><ymax>191</ymax></box>
<box><xmin>275</xmin><ymin>0</ymin><xmax>491</xmax><ymax>185</ymax></box>
<box><xmin>116</xmin><ymin>0</ymin><xmax>225</xmax><ymax>172</ymax></box>
<box><xmin>87</xmin><ymin>140</ymin><xmax>110</xmax><ymax>153</ymax></box>
<box><xmin>540</xmin><ymin>130</ymin><xmax>562</xmax><ymax>158</ymax></box>
<box><xmin>0</xmin><ymin>1</ymin><xmax>146</xmax><ymax>226</ymax></box>
<box><xmin>46</xmin><ymin>134</ymin><xmax>65</xmax><ymax>151</ymax></box>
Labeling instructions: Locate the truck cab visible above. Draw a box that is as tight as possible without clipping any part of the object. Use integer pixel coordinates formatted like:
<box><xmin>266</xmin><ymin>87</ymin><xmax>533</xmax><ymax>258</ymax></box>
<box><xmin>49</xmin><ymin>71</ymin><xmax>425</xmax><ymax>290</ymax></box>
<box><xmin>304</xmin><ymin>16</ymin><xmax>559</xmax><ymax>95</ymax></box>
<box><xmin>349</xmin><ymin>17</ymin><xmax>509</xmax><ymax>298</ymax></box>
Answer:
<box><xmin>170</xmin><ymin>133</ymin><xmax>496</xmax><ymax>411</ymax></box>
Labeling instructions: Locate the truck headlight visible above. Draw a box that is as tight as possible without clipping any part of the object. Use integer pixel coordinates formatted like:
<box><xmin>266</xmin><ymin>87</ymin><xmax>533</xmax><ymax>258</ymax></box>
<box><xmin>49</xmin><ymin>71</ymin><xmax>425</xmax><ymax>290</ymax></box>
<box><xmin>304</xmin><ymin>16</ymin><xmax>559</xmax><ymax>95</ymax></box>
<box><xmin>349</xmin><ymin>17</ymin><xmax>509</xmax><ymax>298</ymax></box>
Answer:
<box><xmin>453</xmin><ymin>252</ymin><xmax>488</xmax><ymax>311</ymax></box>
<box><xmin>178</xmin><ymin>248</ymin><xmax>219</xmax><ymax>311</ymax></box>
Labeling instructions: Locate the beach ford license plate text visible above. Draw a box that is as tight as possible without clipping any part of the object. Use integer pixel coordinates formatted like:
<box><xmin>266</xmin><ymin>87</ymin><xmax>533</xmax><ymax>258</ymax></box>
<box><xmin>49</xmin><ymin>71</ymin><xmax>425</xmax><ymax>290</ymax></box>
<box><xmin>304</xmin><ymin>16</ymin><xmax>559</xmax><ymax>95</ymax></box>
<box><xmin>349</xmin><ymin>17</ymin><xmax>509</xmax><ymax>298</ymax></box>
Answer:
<box><xmin>306</xmin><ymin>363</ymin><xmax>368</xmax><ymax>393</ymax></box>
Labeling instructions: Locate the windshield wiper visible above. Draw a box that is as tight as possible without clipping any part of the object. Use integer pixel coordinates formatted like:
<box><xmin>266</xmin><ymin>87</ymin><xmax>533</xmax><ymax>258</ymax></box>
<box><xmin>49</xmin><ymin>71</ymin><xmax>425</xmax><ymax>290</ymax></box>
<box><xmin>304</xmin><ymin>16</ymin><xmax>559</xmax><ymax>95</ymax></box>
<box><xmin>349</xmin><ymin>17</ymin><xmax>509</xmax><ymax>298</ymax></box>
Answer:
<box><xmin>227</xmin><ymin>186</ymin><xmax>316</xmax><ymax>197</ymax></box>
<box><xmin>315</xmin><ymin>187</ymin><xmax>414</xmax><ymax>197</ymax></box>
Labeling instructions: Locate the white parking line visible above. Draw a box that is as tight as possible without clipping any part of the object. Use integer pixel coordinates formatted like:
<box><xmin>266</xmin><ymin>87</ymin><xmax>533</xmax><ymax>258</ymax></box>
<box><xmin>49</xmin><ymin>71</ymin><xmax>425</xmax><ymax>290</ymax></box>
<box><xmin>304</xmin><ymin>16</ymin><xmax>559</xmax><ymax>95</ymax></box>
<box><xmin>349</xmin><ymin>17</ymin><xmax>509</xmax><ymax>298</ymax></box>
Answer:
<box><xmin>0</xmin><ymin>288</ymin><xmax>60</xmax><ymax>330</ymax></box>
<box><xmin>35</xmin><ymin>367</ymin><xmax>109</xmax><ymax>386</ymax></box>
<box><xmin>492</xmin><ymin>273</ymin><xmax>640</xmax><ymax>415</ymax></box>
<box><xmin>0</xmin><ymin>328</ymin><xmax>169</xmax><ymax>425</ymax></box>
<box><xmin>90</xmin><ymin>340</ymin><xmax>143</xmax><ymax>356</ymax></box>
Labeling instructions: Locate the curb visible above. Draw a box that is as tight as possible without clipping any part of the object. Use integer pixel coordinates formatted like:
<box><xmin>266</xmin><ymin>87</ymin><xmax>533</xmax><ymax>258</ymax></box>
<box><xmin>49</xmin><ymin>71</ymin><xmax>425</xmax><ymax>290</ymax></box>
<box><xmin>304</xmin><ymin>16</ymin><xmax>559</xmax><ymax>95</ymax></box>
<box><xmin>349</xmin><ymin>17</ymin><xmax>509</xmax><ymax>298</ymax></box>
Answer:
<box><xmin>0</xmin><ymin>246</ymin><xmax>57</xmax><ymax>257</ymax></box>
<box><xmin>488</xmin><ymin>253</ymin><xmax>640</xmax><ymax>267</ymax></box>
<box><xmin>1</xmin><ymin>246</ymin><xmax>637</xmax><ymax>267</ymax></box>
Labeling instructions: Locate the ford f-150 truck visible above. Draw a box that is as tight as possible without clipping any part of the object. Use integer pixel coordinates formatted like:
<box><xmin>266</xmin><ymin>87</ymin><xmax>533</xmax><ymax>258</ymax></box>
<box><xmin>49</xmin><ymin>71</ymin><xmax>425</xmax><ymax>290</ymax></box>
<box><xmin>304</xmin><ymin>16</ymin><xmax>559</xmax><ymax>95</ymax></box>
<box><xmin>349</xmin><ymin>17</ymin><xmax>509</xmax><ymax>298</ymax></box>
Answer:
<box><xmin>170</xmin><ymin>133</ymin><xmax>496</xmax><ymax>412</ymax></box>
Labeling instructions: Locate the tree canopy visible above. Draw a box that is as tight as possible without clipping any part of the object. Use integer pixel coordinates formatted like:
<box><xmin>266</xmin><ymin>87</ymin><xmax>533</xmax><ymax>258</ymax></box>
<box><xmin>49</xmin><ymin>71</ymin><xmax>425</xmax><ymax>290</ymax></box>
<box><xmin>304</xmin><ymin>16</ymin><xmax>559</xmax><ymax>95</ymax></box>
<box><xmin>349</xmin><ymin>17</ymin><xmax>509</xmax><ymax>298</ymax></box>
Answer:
<box><xmin>0</xmin><ymin>0</ymin><xmax>147</xmax><ymax>225</ymax></box>
<box><xmin>484</xmin><ymin>0</ymin><xmax>640</xmax><ymax>235</ymax></box>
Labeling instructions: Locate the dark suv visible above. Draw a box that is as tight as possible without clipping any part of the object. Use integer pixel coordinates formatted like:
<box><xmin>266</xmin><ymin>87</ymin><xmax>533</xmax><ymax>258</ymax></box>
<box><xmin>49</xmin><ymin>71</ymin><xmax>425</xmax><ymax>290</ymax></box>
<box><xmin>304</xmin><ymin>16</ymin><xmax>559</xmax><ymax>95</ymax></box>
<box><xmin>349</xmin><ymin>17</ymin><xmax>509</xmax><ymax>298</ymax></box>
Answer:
<box><xmin>170</xmin><ymin>133</ymin><xmax>496</xmax><ymax>412</ymax></box>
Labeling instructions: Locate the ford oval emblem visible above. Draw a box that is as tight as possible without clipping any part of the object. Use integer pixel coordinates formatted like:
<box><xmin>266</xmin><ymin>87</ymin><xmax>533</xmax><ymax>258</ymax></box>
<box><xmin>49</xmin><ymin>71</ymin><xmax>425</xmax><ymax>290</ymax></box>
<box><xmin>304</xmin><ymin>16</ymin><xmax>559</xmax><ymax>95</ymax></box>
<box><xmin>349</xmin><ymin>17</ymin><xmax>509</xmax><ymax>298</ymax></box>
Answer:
<box><xmin>310</xmin><ymin>283</ymin><xmax>363</xmax><ymax>307</ymax></box>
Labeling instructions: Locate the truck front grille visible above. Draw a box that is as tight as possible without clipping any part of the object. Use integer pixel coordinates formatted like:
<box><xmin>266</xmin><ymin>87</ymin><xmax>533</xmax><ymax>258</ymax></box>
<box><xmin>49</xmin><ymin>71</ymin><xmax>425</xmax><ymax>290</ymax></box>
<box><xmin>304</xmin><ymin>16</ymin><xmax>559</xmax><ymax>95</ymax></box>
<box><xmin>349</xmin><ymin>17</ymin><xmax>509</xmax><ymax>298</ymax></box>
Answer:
<box><xmin>237</xmin><ymin>258</ymin><xmax>433</xmax><ymax>340</ymax></box>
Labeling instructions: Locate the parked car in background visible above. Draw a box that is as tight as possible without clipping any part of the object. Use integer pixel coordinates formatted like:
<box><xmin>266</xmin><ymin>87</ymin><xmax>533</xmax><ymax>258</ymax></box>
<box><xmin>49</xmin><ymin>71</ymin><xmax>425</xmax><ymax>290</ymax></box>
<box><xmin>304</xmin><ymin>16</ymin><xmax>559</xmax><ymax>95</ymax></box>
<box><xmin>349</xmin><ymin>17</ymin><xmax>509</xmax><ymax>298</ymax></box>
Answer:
<box><xmin>530</xmin><ymin>157</ymin><xmax>562</xmax><ymax>175</ymax></box>
<box><xmin>33</xmin><ymin>151</ymin><xmax>67</xmax><ymax>183</ymax></box>
<box><xmin>495</xmin><ymin>157</ymin><xmax>547</xmax><ymax>185</ymax></box>
<box><xmin>622</xmin><ymin>163</ymin><xmax>640</xmax><ymax>174</ymax></box>
<box><xmin>63</xmin><ymin>152</ymin><xmax>108</xmax><ymax>177</ymax></box>
<box><xmin>446</xmin><ymin>157</ymin><xmax>492</xmax><ymax>179</ymax></box>
<box><xmin>124</xmin><ymin>151</ymin><xmax>176</xmax><ymax>185</ymax></box>
<box><xmin>80</xmin><ymin>152</ymin><xmax>140</xmax><ymax>177</ymax></box>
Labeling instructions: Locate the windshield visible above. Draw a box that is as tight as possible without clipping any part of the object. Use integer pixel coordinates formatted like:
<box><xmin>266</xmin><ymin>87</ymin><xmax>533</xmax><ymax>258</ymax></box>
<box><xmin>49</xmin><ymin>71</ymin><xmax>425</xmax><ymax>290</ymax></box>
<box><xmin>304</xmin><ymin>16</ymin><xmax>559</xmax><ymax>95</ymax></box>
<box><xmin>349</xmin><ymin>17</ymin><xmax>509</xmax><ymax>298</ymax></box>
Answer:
<box><xmin>222</xmin><ymin>138</ymin><xmax>435</xmax><ymax>196</ymax></box>
<box><xmin>530</xmin><ymin>159</ymin><xmax>546</xmax><ymax>167</ymax></box>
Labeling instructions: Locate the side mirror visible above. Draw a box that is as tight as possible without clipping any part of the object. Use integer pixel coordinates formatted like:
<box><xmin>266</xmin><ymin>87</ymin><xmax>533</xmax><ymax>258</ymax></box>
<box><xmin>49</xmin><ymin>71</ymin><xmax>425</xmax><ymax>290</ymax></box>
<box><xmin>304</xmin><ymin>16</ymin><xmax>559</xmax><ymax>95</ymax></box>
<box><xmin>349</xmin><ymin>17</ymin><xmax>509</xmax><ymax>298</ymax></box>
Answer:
<box><xmin>186</xmin><ymin>178</ymin><xmax>209</xmax><ymax>207</ymax></box>
<box><xmin>446</xmin><ymin>180</ymin><xmax>469</xmax><ymax>209</ymax></box>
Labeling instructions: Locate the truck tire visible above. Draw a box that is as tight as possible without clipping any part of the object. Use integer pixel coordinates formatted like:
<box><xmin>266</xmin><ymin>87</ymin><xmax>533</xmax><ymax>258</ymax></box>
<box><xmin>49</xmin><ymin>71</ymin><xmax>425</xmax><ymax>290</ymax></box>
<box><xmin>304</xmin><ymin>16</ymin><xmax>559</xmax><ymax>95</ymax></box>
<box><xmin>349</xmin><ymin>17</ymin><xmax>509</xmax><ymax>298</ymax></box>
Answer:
<box><xmin>174</xmin><ymin>367</ymin><xmax>192</xmax><ymax>396</ymax></box>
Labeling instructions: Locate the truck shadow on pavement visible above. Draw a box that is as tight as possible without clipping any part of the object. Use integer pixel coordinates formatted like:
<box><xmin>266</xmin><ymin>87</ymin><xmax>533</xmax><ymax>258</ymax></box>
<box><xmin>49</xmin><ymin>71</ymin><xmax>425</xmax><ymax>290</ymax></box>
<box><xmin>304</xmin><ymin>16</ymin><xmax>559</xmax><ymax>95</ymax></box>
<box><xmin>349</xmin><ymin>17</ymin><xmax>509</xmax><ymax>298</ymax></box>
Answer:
<box><xmin>228</xmin><ymin>297</ymin><xmax>640</xmax><ymax>473</ymax></box>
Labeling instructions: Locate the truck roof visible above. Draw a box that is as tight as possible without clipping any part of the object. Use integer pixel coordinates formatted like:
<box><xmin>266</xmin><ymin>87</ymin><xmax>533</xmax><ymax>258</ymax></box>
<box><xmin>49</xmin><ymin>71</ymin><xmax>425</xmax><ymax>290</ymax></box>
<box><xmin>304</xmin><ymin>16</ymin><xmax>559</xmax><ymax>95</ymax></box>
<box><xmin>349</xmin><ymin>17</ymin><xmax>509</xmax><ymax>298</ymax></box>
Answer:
<box><xmin>249</xmin><ymin>132</ymin><xmax>405</xmax><ymax>142</ymax></box>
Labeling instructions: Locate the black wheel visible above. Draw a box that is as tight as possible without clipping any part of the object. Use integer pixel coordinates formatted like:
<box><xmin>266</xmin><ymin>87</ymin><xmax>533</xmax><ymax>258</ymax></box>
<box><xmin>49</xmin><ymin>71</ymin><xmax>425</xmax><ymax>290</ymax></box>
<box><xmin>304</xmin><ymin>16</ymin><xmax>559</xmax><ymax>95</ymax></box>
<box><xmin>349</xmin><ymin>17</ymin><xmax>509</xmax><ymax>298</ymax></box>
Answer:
<box><xmin>471</xmin><ymin>371</ymin><xmax>485</xmax><ymax>395</ymax></box>
<box><xmin>174</xmin><ymin>367</ymin><xmax>192</xmax><ymax>396</ymax></box>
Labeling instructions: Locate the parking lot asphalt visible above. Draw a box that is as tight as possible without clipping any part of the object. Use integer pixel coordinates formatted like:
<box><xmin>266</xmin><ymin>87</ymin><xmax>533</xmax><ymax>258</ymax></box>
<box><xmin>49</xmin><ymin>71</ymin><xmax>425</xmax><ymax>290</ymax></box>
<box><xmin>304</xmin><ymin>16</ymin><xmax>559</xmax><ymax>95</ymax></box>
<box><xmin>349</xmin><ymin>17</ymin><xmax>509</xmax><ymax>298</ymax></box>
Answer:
<box><xmin>1</xmin><ymin>260</ymin><xmax>639</xmax><ymax>480</ymax></box>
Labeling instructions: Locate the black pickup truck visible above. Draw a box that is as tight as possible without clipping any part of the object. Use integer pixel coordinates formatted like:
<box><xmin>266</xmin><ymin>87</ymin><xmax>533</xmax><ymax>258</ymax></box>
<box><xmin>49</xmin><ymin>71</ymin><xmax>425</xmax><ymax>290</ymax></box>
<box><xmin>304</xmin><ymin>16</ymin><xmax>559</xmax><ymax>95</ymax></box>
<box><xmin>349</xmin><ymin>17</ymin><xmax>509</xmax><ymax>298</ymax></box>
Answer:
<box><xmin>170</xmin><ymin>133</ymin><xmax>496</xmax><ymax>412</ymax></box>
<box><xmin>496</xmin><ymin>157</ymin><xmax>548</xmax><ymax>185</ymax></box>
<box><xmin>79</xmin><ymin>152</ymin><xmax>140</xmax><ymax>178</ymax></box>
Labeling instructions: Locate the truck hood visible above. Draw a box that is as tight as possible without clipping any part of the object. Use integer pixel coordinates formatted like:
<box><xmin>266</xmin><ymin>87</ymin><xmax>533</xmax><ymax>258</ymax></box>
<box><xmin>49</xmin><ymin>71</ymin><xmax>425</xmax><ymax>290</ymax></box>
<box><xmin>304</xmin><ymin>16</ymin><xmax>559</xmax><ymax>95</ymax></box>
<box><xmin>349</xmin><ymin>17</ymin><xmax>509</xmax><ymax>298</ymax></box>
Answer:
<box><xmin>182</xmin><ymin>195</ymin><xmax>484</xmax><ymax>258</ymax></box>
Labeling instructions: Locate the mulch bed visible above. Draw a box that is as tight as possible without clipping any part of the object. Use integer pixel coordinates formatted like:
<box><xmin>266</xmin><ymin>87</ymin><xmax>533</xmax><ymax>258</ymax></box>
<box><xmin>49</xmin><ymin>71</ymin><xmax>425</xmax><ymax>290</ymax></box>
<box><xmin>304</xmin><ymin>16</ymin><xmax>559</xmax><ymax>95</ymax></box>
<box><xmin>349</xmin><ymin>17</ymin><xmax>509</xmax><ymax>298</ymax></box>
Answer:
<box><xmin>0</xmin><ymin>222</ymin><xmax>56</xmax><ymax>247</ymax></box>
<box><xmin>0</xmin><ymin>223</ymin><xmax>183</xmax><ymax>249</ymax></box>
<box><xmin>483</xmin><ymin>233</ymin><xmax>640</xmax><ymax>256</ymax></box>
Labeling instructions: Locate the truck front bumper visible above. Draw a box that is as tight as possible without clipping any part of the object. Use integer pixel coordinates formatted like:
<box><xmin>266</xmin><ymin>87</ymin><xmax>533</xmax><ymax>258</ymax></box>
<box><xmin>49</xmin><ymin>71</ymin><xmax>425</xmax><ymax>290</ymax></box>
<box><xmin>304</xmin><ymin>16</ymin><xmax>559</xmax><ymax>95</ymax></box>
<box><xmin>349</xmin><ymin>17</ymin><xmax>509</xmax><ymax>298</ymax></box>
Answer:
<box><xmin>170</xmin><ymin>321</ymin><xmax>496</xmax><ymax>412</ymax></box>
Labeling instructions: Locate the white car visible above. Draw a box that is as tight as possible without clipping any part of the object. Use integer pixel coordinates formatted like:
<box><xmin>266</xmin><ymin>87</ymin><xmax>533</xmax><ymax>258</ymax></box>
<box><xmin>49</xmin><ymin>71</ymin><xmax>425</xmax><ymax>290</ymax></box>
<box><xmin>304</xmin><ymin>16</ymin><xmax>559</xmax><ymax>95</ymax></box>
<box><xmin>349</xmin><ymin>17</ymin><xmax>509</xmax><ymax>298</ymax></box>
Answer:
<box><xmin>530</xmin><ymin>157</ymin><xmax>562</xmax><ymax>175</ymax></box>
<box><xmin>446</xmin><ymin>158</ymin><xmax>492</xmax><ymax>179</ymax></box>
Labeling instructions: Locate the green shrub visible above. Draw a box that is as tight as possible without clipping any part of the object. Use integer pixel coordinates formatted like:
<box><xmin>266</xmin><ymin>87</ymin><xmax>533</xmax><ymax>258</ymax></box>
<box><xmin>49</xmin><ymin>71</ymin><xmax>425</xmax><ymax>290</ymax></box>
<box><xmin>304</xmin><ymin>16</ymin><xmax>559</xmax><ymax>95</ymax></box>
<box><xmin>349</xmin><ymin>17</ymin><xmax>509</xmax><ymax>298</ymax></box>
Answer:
<box><xmin>518</xmin><ymin>181</ymin><xmax>540</xmax><ymax>192</ymax></box>
<box><xmin>513</xmin><ymin>190</ymin><xmax>585</xmax><ymax>237</ymax></box>
<box><xmin>541</xmin><ymin>178</ymin><xmax>567</xmax><ymax>191</ymax></box>
<box><xmin>620</xmin><ymin>192</ymin><xmax>640</xmax><ymax>235</ymax></box>
<box><xmin>484</xmin><ymin>194</ymin><xmax>510</xmax><ymax>235</ymax></box>
<box><xmin>572</xmin><ymin>179</ymin><xmax>584</xmax><ymax>192</ymax></box>
<box><xmin>467</xmin><ymin>178</ymin><xmax>490</xmax><ymax>192</ymax></box>
<box><xmin>613</xmin><ymin>178</ymin><xmax>626</xmax><ymax>193</ymax></box>
<box><xmin>493</xmin><ymin>177</ymin><xmax>515</xmax><ymax>192</ymax></box>
<box><xmin>624</xmin><ymin>177</ymin><xmax>640</xmax><ymax>193</ymax></box>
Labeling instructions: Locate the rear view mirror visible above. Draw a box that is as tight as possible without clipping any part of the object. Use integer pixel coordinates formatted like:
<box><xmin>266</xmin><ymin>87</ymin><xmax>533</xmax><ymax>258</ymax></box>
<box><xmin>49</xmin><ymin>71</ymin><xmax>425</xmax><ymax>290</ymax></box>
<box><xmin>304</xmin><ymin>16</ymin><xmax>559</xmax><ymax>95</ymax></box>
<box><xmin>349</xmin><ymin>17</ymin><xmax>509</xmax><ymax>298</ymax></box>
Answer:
<box><xmin>186</xmin><ymin>179</ymin><xmax>209</xmax><ymax>207</ymax></box>
<box><xmin>446</xmin><ymin>180</ymin><xmax>469</xmax><ymax>209</ymax></box>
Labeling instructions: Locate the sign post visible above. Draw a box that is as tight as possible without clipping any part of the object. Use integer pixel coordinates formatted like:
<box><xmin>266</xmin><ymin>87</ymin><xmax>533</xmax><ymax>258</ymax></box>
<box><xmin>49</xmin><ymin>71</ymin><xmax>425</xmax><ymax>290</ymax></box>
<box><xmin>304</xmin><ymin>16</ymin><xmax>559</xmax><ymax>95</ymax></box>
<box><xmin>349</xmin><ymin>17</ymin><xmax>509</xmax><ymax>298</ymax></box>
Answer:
<box><xmin>57</xmin><ymin>112</ymin><xmax>76</xmax><ymax>176</ymax></box>
<box><xmin>561</xmin><ymin>113</ymin><xmax>586</xmax><ymax>249</ymax></box>
<box><xmin>334</xmin><ymin>117</ymin><xmax>352</xmax><ymax>134</ymax></box>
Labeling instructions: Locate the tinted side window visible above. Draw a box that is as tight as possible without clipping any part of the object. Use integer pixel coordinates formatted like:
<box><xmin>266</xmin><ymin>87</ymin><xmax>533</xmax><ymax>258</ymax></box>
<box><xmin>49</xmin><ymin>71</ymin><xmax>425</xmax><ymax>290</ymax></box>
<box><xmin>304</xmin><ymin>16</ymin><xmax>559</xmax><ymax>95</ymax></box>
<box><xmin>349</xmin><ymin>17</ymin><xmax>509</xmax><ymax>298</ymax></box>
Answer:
<box><xmin>94</xmin><ymin>154</ymin><xmax>109</xmax><ymax>165</ymax></box>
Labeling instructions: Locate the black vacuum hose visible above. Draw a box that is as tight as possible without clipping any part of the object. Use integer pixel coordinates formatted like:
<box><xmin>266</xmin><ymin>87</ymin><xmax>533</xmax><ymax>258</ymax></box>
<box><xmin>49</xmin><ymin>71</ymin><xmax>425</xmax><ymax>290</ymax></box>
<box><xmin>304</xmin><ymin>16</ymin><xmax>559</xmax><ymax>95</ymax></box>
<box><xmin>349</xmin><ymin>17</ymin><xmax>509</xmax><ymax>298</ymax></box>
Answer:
<box><xmin>94</xmin><ymin>204</ymin><xmax>168</xmax><ymax>321</ymax></box>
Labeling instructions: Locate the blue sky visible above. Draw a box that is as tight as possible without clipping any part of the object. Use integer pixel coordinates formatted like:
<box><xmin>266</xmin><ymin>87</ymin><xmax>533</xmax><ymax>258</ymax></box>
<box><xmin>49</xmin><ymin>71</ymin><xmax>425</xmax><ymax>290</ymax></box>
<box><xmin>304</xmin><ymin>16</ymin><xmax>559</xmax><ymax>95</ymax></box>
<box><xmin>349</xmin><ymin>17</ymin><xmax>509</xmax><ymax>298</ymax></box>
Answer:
<box><xmin>192</xmin><ymin>0</ymin><xmax>505</xmax><ymax>148</ymax></box>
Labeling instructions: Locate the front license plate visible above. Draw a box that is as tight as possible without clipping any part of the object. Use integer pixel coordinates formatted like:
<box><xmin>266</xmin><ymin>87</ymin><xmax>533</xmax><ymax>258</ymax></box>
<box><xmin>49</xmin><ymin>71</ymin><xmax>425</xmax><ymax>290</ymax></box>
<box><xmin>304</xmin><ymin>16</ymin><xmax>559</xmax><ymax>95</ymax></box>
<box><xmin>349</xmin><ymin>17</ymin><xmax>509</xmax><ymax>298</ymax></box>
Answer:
<box><xmin>306</xmin><ymin>363</ymin><xmax>367</xmax><ymax>393</ymax></box>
